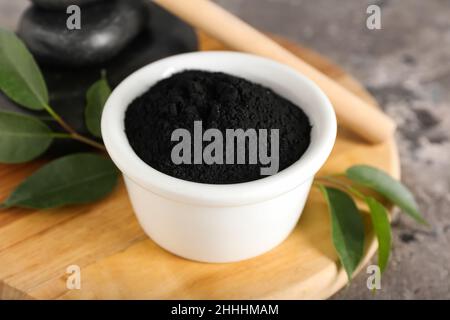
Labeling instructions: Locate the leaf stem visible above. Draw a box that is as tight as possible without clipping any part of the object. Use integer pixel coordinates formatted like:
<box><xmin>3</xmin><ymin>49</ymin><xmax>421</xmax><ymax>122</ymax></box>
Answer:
<box><xmin>50</xmin><ymin>132</ymin><xmax>72</xmax><ymax>139</ymax></box>
<box><xmin>43</xmin><ymin>104</ymin><xmax>74</xmax><ymax>134</ymax></box>
<box><xmin>72</xmin><ymin>133</ymin><xmax>106</xmax><ymax>151</ymax></box>
<box><xmin>315</xmin><ymin>176</ymin><xmax>366</xmax><ymax>200</ymax></box>
<box><xmin>43</xmin><ymin>103</ymin><xmax>106</xmax><ymax>151</ymax></box>
<box><xmin>313</xmin><ymin>181</ymin><xmax>355</xmax><ymax>202</ymax></box>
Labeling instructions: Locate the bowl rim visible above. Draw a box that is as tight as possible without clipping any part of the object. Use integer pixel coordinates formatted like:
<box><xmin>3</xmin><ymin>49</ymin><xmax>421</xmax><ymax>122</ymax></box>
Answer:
<box><xmin>101</xmin><ymin>51</ymin><xmax>337</xmax><ymax>206</ymax></box>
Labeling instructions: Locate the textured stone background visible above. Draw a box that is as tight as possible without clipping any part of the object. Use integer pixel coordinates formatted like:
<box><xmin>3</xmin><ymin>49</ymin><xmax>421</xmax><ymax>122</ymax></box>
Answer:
<box><xmin>1</xmin><ymin>0</ymin><xmax>449</xmax><ymax>299</ymax></box>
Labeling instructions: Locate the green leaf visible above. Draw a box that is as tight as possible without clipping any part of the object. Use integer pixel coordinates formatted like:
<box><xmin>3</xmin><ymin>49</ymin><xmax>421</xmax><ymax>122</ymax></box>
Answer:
<box><xmin>0</xmin><ymin>111</ymin><xmax>53</xmax><ymax>163</ymax></box>
<box><xmin>2</xmin><ymin>153</ymin><xmax>119</xmax><ymax>209</ymax></box>
<box><xmin>0</xmin><ymin>28</ymin><xmax>48</xmax><ymax>110</ymax></box>
<box><xmin>346</xmin><ymin>165</ymin><xmax>426</xmax><ymax>225</ymax></box>
<box><xmin>319</xmin><ymin>186</ymin><xmax>365</xmax><ymax>280</ymax></box>
<box><xmin>365</xmin><ymin>197</ymin><xmax>392</xmax><ymax>273</ymax></box>
<box><xmin>85</xmin><ymin>72</ymin><xmax>111</xmax><ymax>138</ymax></box>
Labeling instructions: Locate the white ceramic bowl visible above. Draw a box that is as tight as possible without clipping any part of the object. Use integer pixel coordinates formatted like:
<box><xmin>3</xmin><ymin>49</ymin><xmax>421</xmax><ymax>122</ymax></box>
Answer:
<box><xmin>101</xmin><ymin>51</ymin><xmax>336</xmax><ymax>263</ymax></box>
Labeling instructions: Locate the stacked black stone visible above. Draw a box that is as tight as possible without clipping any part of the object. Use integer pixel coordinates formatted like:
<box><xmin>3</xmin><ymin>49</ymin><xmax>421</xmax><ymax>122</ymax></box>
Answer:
<box><xmin>0</xmin><ymin>0</ymin><xmax>198</xmax><ymax>154</ymax></box>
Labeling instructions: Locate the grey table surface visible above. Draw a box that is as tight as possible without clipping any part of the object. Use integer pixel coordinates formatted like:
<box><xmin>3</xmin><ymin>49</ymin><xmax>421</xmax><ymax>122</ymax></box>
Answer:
<box><xmin>0</xmin><ymin>0</ymin><xmax>449</xmax><ymax>299</ymax></box>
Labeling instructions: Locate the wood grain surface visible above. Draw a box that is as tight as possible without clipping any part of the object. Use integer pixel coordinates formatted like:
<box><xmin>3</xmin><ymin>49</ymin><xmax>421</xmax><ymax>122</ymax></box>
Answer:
<box><xmin>0</xmin><ymin>32</ymin><xmax>400</xmax><ymax>300</ymax></box>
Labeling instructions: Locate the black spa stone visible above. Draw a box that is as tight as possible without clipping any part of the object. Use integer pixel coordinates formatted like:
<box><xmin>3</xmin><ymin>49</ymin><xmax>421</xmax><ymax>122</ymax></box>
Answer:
<box><xmin>31</xmin><ymin>0</ymin><xmax>104</xmax><ymax>10</ymax></box>
<box><xmin>18</xmin><ymin>0</ymin><xmax>145</xmax><ymax>66</ymax></box>
<box><xmin>0</xmin><ymin>2</ymin><xmax>197</xmax><ymax>155</ymax></box>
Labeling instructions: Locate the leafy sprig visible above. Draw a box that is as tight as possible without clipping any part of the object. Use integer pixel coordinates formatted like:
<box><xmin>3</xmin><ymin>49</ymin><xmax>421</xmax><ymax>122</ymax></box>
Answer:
<box><xmin>0</xmin><ymin>28</ymin><xmax>426</xmax><ymax>280</ymax></box>
<box><xmin>0</xmin><ymin>28</ymin><xmax>116</xmax><ymax>206</ymax></box>
<box><xmin>315</xmin><ymin>165</ymin><xmax>425</xmax><ymax>280</ymax></box>
<box><xmin>0</xmin><ymin>29</ymin><xmax>106</xmax><ymax>153</ymax></box>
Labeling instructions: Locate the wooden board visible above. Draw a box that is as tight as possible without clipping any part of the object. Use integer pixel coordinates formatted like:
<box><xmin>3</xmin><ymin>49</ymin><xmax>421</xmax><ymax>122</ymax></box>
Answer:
<box><xmin>0</xmin><ymin>32</ymin><xmax>400</xmax><ymax>300</ymax></box>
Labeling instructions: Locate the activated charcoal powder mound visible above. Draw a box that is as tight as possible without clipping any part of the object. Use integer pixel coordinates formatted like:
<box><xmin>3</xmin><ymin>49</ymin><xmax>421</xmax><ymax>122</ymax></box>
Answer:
<box><xmin>125</xmin><ymin>70</ymin><xmax>311</xmax><ymax>184</ymax></box>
